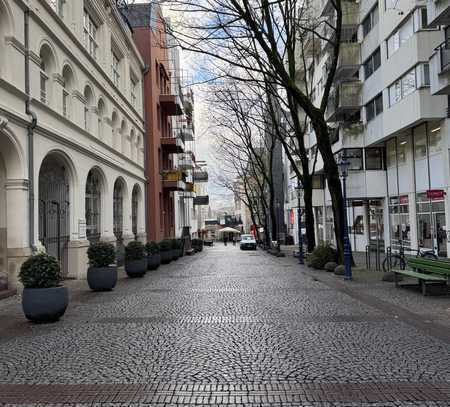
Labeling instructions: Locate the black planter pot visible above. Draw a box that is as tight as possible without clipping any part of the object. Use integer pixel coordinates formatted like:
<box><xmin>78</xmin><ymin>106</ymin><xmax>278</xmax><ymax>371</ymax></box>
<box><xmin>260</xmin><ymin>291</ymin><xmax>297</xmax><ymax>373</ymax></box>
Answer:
<box><xmin>87</xmin><ymin>266</ymin><xmax>117</xmax><ymax>291</ymax></box>
<box><xmin>125</xmin><ymin>258</ymin><xmax>147</xmax><ymax>277</ymax></box>
<box><xmin>160</xmin><ymin>250</ymin><xmax>172</xmax><ymax>264</ymax></box>
<box><xmin>22</xmin><ymin>286</ymin><xmax>69</xmax><ymax>323</ymax></box>
<box><xmin>172</xmin><ymin>249</ymin><xmax>179</xmax><ymax>261</ymax></box>
<box><xmin>147</xmin><ymin>254</ymin><xmax>161</xmax><ymax>270</ymax></box>
<box><xmin>177</xmin><ymin>249</ymin><xmax>184</xmax><ymax>258</ymax></box>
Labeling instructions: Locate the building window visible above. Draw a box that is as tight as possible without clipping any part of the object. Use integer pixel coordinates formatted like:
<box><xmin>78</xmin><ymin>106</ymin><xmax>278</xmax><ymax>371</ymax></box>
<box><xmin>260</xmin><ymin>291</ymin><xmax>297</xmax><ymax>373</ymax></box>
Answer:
<box><xmin>397</xmin><ymin>135</ymin><xmax>409</xmax><ymax>164</ymax></box>
<box><xmin>336</xmin><ymin>149</ymin><xmax>363</xmax><ymax>170</ymax></box>
<box><xmin>363</xmin><ymin>48</ymin><xmax>381</xmax><ymax>79</ymax></box>
<box><xmin>40</xmin><ymin>71</ymin><xmax>48</xmax><ymax>104</ymax></box>
<box><xmin>389</xmin><ymin>196</ymin><xmax>411</xmax><ymax>248</ymax></box>
<box><xmin>49</xmin><ymin>0</ymin><xmax>65</xmax><ymax>17</ymax></box>
<box><xmin>365</xmin><ymin>93</ymin><xmax>383</xmax><ymax>122</ymax></box>
<box><xmin>86</xmin><ymin>170</ymin><xmax>101</xmax><ymax>241</ymax></box>
<box><xmin>62</xmin><ymin>90</ymin><xmax>69</xmax><ymax>117</ymax></box>
<box><xmin>388</xmin><ymin>64</ymin><xmax>430</xmax><ymax>107</ymax></box>
<box><xmin>362</xmin><ymin>5</ymin><xmax>379</xmax><ymax>37</ymax></box>
<box><xmin>365</xmin><ymin>148</ymin><xmax>384</xmax><ymax>170</ymax></box>
<box><xmin>83</xmin><ymin>10</ymin><xmax>98</xmax><ymax>59</ymax></box>
<box><xmin>112</xmin><ymin>52</ymin><xmax>120</xmax><ymax>87</ymax></box>
<box><xmin>131</xmin><ymin>76</ymin><xmax>137</xmax><ymax>107</ymax></box>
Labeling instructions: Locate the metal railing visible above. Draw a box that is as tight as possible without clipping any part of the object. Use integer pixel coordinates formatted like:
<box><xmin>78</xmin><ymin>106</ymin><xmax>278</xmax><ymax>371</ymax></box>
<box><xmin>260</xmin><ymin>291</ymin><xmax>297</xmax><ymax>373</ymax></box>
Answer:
<box><xmin>436</xmin><ymin>39</ymin><xmax>450</xmax><ymax>72</ymax></box>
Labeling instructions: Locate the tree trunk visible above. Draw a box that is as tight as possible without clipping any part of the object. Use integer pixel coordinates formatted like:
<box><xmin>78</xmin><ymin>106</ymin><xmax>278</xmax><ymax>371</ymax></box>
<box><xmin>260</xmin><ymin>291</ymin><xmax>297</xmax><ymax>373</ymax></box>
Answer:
<box><xmin>313</xmin><ymin>118</ymin><xmax>345</xmax><ymax>262</ymax></box>
<box><xmin>302</xmin><ymin>175</ymin><xmax>316</xmax><ymax>253</ymax></box>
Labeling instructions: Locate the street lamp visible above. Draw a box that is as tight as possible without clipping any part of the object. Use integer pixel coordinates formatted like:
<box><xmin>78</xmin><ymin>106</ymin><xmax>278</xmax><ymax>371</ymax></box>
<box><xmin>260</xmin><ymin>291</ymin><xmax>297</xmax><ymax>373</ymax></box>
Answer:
<box><xmin>295</xmin><ymin>179</ymin><xmax>304</xmax><ymax>264</ymax></box>
<box><xmin>338</xmin><ymin>153</ymin><xmax>352</xmax><ymax>281</ymax></box>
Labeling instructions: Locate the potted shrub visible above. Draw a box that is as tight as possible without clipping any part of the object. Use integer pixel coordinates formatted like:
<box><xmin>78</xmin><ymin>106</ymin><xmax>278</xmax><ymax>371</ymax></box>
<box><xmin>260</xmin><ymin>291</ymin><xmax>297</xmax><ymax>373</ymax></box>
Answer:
<box><xmin>174</xmin><ymin>238</ymin><xmax>184</xmax><ymax>258</ymax></box>
<box><xmin>309</xmin><ymin>243</ymin><xmax>338</xmax><ymax>270</ymax></box>
<box><xmin>19</xmin><ymin>253</ymin><xmax>68</xmax><ymax>323</ymax></box>
<box><xmin>159</xmin><ymin>239</ymin><xmax>172</xmax><ymax>264</ymax></box>
<box><xmin>145</xmin><ymin>241</ymin><xmax>161</xmax><ymax>271</ymax></box>
<box><xmin>87</xmin><ymin>242</ymin><xmax>117</xmax><ymax>291</ymax></box>
<box><xmin>124</xmin><ymin>241</ymin><xmax>146</xmax><ymax>277</ymax></box>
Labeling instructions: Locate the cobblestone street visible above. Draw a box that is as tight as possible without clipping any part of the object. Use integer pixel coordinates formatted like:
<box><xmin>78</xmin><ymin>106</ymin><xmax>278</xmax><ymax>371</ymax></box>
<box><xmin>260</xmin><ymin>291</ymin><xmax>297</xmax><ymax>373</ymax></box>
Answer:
<box><xmin>0</xmin><ymin>246</ymin><xmax>450</xmax><ymax>406</ymax></box>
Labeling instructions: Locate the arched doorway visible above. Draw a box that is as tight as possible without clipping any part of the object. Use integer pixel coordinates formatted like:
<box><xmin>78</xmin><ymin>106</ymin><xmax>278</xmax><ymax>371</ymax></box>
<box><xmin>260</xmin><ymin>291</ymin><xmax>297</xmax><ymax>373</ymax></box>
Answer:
<box><xmin>131</xmin><ymin>184</ymin><xmax>141</xmax><ymax>239</ymax></box>
<box><xmin>113</xmin><ymin>178</ymin><xmax>125</xmax><ymax>265</ymax></box>
<box><xmin>86</xmin><ymin>169</ymin><xmax>102</xmax><ymax>242</ymax></box>
<box><xmin>38</xmin><ymin>154</ymin><xmax>70</xmax><ymax>276</ymax></box>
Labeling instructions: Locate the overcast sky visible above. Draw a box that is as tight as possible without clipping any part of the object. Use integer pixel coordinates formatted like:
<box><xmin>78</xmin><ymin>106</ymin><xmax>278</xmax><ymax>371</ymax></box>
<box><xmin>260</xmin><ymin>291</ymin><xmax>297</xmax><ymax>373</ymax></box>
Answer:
<box><xmin>132</xmin><ymin>0</ymin><xmax>234</xmax><ymax>210</ymax></box>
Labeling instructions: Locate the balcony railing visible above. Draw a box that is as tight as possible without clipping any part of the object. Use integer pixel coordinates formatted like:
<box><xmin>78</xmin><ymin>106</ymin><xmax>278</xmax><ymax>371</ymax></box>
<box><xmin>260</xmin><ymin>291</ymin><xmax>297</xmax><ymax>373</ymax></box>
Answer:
<box><xmin>179</xmin><ymin>151</ymin><xmax>195</xmax><ymax>170</ymax></box>
<box><xmin>193</xmin><ymin>171</ymin><xmax>208</xmax><ymax>183</ymax></box>
<box><xmin>326</xmin><ymin>81</ymin><xmax>362</xmax><ymax>122</ymax></box>
<box><xmin>335</xmin><ymin>42</ymin><xmax>360</xmax><ymax>79</ymax></box>
<box><xmin>161</xmin><ymin>129</ymin><xmax>185</xmax><ymax>154</ymax></box>
<box><xmin>161</xmin><ymin>169</ymin><xmax>186</xmax><ymax>191</ymax></box>
<box><xmin>436</xmin><ymin>39</ymin><xmax>450</xmax><ymax>73</ymax></box>
<box><xmin>193</xmin><ymin>195</ymin><xmax>209</xmax><ymax>206</ymax></box>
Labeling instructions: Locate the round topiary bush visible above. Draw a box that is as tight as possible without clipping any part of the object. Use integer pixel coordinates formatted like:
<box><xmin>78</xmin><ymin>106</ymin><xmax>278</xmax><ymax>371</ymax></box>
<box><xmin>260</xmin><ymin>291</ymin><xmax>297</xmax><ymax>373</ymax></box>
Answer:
<box><xmin>145</xmin><ymin>241</ymin><xmax>160</xmax><ymax>256</ymax></box>
<box><xmin>324</xmin><ymin>261</ymin><xmax>338</xmax><ymax>272</ymax></box>
<box><xmin>125</xmin><ymin>241</ymin><xmax>145</xmax><ymax>261</ymax></box>
<box><xmin>159</xmin><ymin>239</ymin><xmax>172</xmax><ymax>252</ymax></box>
<box><xmin>309</xmin><ymin>244</ymin><xmax>337</xmax><ymax>270</ymax></box>
<box><xmin>87</xmin><ymin>242</ymin><xmax>116</xmax><ymax>268</ymax></box>
<box><xmin>334</xmin><ymin>265</ymin><xmax>345</xmax><ymax>275</ymax></box>
<box><xmin>19</xmin><ymin>253</ymin><xmax>62</xmax><ymax>288</ymax></box>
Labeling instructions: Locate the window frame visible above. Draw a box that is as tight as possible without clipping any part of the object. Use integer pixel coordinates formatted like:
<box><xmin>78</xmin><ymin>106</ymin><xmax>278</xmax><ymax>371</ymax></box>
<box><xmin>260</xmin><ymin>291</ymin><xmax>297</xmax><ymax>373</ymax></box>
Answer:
<box><xmin>83</xmin><ymin>9</ymin><xmax>98</xmax><ymax>60</ymax></box>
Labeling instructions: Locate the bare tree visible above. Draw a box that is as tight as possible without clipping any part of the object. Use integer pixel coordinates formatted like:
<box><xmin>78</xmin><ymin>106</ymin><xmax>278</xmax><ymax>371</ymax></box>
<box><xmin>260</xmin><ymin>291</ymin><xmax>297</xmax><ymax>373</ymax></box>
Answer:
<box><xmin>166</xmin><ymin>0</ymin><xmax>349</xmax><ymax>260</ymax></box>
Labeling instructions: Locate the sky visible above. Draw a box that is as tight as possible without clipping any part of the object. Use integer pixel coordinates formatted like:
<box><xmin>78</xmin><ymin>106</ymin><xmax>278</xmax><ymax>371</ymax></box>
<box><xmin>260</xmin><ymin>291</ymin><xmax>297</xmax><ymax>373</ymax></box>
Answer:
<box><xmin>133</xmin><ymin>0</ymin><xmax>234</xmax><ymax>210</ymax></box>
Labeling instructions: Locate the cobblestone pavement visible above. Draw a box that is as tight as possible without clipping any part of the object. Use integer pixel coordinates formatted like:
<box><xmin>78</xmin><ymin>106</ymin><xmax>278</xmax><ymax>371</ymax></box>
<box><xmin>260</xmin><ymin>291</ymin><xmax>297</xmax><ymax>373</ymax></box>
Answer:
<box><xmin>0</xmin><ymin>245</ymin><xmax>450</xmax><ymax>406</ymax></box>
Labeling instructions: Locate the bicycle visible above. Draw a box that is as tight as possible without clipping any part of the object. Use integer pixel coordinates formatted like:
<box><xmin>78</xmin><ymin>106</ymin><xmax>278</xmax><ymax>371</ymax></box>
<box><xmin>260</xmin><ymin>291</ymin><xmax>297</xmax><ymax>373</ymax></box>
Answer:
<box><xmin>382</xmin><ymin>246</ymin><xmax>437</xmax><ymax>273</ymax></box>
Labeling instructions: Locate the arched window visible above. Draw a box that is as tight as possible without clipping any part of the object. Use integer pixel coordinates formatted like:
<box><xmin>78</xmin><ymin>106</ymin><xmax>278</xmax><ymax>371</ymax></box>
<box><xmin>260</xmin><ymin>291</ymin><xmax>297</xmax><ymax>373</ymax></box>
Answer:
<box><xmin>130</xmin><ymin>129</ymin><xmax>136</xmax><ymax>160</ymax></box>
<box><xmin>62</xmin><ymin>65</ymin><xmax>74</xmax><ymax>118</ymax></box>
<box><xmin>111</xmin><ymin>111</ymin><xmax>119</xmax><ymax>149</ymax></box>
<box><xmin>132</xmin><ymin>184</ymin><xmax>140</xmax><ymax>238</ymax></box>
<box><xmin>39</xmin><ymin>45</ymin><xmax>55</xmax><ymax>104</ymax></box>
<box><xmin>113</xmin><ymin>179</ymin><xmax>124</xmax><ymax>241</ymax></box>
<box><xmin>97</xmin><ymin>99</ymin><xmax>105</xmax><ymax>140</ymax></box>
<box><xmin>84</xmin><ymin>85</ymin><xmax>94</xmax><ymax>131</ymax></box>
<box><xmin>120</xmin><ymin>120</ymin><xmax>127</xmax><ymax>154</ymax></box>
<box><xmin>85</xmin><ymin>169</ymin><xmax>102</xmax><ymax>242</ymax></box>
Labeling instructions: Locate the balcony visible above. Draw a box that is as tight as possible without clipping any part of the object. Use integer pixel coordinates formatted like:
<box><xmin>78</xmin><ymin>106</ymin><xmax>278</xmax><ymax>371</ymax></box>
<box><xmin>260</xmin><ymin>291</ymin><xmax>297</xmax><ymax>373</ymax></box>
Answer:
<box><xmin>161</xmin><ymin>169</ymin><xmax>186</xmax><ymax>191</ymax></box>
<box><xmin>326</xmin><ymin>81</ymin><xmax>362</xmax><ymax>122</ymax></box>
<box><xmin>430</xmin><ymin>40</ymin><xmax>450</xmax><ymax>95</ymax></box>
<box><xmin>194</xmin><ymin>195</ymin><xmax>209</xmax><ymax>206</ymax></box>
<box><xmin>320</xmin><ymin>0</ymin><xmax>359</xmax><ymax>37</ymax></box>
<box><xmin>335</xmin><ymin>42</ymin><xmax>360</xmax><ymax>80</ymax></box>
<box><xmin>181</xmin><ymin>124</ymin><xmax>194</xmax><ymax>141</ymax></box>
<box><xmin>179</xmin><ymin>152</ymin><xmax>195</xmax><ymax>171</ymax></box>
<box><xmin>427</xmin><ymin>0</ymin><xmax>450</xmax><ymax>27</ymax></box>
<box><xmin>161</xmin><ymin>130</ymin><xmax>185</xmax><ymax>154</ymax></box>
<box><xmin>160</xmin><ymin>91</ymin><xmax>183</xmax><ymax>116</ymax></box>
<box><xmin>193</xmin><ymin>170</ymin><xmax>208</xmax><ymax>183</ymax></box>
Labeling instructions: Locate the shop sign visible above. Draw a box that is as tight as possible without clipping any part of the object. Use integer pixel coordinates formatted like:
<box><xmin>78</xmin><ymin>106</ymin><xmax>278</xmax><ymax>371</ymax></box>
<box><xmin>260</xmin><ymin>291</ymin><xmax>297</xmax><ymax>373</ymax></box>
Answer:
<box><xmin>426</xmin><ymin>189</ymin><xmax>445</xmax><ymax>200</ymax></box>
<box><xmin>399</xmin><ymin>195</ymin><xmax>409</xmax><ymax>204</ymax></box>
<box><xmin>289</xmin><ymin>209</ymin><xmax>295</xmax><ymax>225</ymax></box>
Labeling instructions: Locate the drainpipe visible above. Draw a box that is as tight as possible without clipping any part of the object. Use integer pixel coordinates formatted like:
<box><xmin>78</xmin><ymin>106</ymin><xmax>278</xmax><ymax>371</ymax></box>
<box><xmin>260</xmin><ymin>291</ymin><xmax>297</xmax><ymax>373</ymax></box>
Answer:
<box><xmin>24</xmin><ymin>9</ymin><xmax>37</xmax><ymax>251</ymax></box>
<box><xmin>142</xmin><ymin>64</ymin><xmax>150</xmax><ymax>242</ymax></box>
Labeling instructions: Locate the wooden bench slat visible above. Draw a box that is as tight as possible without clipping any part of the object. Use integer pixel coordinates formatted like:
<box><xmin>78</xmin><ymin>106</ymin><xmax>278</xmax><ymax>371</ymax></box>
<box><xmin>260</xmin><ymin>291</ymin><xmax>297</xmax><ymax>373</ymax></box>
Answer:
<box><xmin>394</xmin><ymin>269</ymin><xmax>447</xmax><ymax>281</ymax></box>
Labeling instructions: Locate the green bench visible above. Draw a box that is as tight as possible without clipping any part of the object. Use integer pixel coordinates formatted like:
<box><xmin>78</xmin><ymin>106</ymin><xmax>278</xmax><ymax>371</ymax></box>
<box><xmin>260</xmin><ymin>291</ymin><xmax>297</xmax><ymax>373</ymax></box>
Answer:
<box><xmin>394</xmin><ymin>257</ymin><xmax>450</xmax><ymax>296</ymax></box>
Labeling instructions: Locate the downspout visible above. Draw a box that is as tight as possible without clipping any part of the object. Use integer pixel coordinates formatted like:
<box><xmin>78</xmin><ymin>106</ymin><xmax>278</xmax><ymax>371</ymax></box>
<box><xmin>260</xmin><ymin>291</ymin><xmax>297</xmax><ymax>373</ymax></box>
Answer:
<box><xmin>142</xmin><ymin>63</ymin><xmax>150</xmax><ymax>242</ymax></box>
<box><xmin>24</xmin><ymin>9</ymin><xmax>37</xmax><ymax>251</ymax></box>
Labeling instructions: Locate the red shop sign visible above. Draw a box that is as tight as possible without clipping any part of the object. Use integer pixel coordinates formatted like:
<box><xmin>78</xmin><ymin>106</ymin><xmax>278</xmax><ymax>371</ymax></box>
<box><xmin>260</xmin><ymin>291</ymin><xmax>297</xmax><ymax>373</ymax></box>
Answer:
<box><xmin>426</xmin><ymin>189</ymin><xmax>445</xmax><ymax>200</ymax></box>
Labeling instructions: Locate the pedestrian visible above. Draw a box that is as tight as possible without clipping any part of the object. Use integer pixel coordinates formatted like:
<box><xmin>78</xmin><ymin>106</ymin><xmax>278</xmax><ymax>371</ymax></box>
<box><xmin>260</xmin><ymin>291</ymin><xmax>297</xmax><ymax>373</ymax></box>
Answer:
<box><xmin>224</xmin><ymin>235</ymin><xmax>228</xmax><ymax>246</ymax></box>
<box><xmin>232</xmin><ymin>235</ymin><xmax>236</xmax><ymax>246</ymax></box>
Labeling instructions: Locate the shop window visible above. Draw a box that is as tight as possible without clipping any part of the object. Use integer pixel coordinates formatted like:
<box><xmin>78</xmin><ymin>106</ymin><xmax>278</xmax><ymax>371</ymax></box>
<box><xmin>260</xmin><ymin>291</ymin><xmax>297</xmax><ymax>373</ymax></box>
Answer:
<box><xmin>397</xmin><ymin>135</ymin><xmax>409</xmax><ymax>164</ymax></box>
<box><xmin>365</xmin><ymin>148</ymin><xmax>384</xmax><ymax>170</ymax></box>
<box><xmin>429</xmin><ymin>127</ymin><xmax>442</xmax><ymax>154</ymax></box>
<box><xmin>386</xmin><ymin>139</ymin><xmax>396</xmax><ymax>168</ymax></box>
<box><xmin>389</xmin><ymin>196</ymin><xmax>411</xmax><ymax>247</ymax></box>
<box><xmin>414</xmin><ymin>126</ymin><xmax>427</xmax><ymax>159</ymax></box>
<box><xmin>351</xmin><ymin>215</ymin><xmax>364</xmax><ymax>235</ymax></box>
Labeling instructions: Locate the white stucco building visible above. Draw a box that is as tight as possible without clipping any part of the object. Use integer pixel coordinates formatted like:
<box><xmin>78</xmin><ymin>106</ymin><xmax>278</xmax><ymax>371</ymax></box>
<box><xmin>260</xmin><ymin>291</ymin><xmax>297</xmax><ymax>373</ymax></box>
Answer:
<box><xmin>289</xmin><ymin>0</ymin><xmax>450</xmax><ymax>258</ymax></box>
<box><xmin>0</xmin><ymin>0</ymin><xmax>146</xmax><ymax>289</ymax></box>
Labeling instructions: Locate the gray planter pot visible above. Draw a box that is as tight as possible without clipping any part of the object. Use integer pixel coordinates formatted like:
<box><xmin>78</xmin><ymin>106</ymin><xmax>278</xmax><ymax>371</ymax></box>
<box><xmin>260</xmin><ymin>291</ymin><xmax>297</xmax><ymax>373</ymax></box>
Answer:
<box><xmin>147</xmin><ymin>254</ymin><xmax>161</xmax><ymax>271</ymax></box>
<box><xmin>160</xmin><ymin>250</ymin><xmax>172</xmax><ymax>264</ymax></box>
<box><xmin>125</xmin><ymin>258</ymin><xmax>147</xmax><ymax>277</ymax></box>
<box><xmin>87</xmin><ymin>266</ymin><xmax>117</xmax><ymax>291</ymax></box>
<box><xmin>22</xmin><ymin>286</ymin><xmax>68</xmax><ymax>323</ymax></box>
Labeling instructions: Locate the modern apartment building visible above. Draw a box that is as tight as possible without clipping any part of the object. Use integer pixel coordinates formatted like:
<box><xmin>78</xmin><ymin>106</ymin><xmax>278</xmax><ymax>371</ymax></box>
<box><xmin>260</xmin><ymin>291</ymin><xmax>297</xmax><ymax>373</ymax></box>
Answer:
<box><xmin>289</xmin><ymin>0</ymin><xmax>450</xmax><ymax>257</ymax></box>
<box><xmin>0</xmin><ymin>0</ymin><xmax>146</xmax><ymax>289</ymax></box>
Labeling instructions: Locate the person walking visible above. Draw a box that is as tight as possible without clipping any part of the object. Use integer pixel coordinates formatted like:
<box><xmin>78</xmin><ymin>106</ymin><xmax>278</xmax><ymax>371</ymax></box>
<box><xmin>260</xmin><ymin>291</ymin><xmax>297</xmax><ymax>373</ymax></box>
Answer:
<box><xmin>224</xmin><ymin>235</ymin><xmax>228</xmax><ymax>246</ymax></box>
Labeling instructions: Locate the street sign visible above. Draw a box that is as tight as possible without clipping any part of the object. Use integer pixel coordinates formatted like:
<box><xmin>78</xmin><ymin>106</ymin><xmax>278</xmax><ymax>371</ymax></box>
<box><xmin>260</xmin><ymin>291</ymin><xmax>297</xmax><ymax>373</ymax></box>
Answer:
<box><xmin>426</xmin><ymin>189</ymin><xmax>445</xmax><ymax>200</ymax></box>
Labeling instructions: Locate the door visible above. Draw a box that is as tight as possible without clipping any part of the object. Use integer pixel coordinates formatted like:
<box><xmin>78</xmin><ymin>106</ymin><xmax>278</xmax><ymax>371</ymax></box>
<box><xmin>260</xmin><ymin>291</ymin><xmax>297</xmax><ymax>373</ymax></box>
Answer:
<box><xmin>434</xmin><ymin>212</ymin><xmax>447</xmax><ymax>257</ymax></box>
<box><xmin>38</xmin><ymin>157</ymin><xmax>70</xmax><ymax>276</ymax></box>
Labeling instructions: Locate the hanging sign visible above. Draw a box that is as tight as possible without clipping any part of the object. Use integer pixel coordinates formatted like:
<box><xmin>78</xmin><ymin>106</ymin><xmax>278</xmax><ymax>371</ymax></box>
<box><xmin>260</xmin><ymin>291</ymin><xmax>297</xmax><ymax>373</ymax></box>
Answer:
<box><xmin>399</xmin><ymin>195</ymin><xmax>409</xmax><ymax>204</ymax></box>
<box><xmin>426</xmin><ymin>189</ymin><xmax>445</xmax><ymax>200</ymax></box>
<box><xmin>289</xmin><ymin>209</ymin><xmax>295</xmax><ymax>225</ymax></box>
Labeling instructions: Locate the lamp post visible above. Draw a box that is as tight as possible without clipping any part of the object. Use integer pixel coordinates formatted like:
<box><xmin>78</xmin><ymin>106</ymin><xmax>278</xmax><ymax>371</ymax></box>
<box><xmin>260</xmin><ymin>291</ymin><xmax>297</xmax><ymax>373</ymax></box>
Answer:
<box><xmin>275</xmin><ymin>200</ymin><xmax>281</xmax><ymax>252</ymax></box>
<box><xmin>338</xmin><ymin>153</ymin><xmax>352</xmax><ymax>281</ymax></box>
<box><xmin>296</xmin><ymin>178</ymin><xmax>304</xmax><ymax>264</ymax></box>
